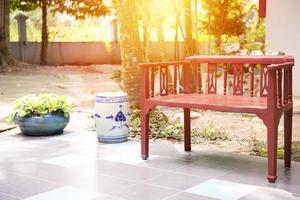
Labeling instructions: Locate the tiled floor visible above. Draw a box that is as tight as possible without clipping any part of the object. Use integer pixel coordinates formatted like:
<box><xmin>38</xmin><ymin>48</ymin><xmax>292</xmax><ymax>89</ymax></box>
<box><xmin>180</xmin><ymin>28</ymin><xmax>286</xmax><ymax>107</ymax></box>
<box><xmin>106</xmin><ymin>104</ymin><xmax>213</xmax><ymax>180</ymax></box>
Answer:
<box><xmin>0</xmin><ymin>131</ymin><xmax>300</xmax><ymax>200</ymax></box>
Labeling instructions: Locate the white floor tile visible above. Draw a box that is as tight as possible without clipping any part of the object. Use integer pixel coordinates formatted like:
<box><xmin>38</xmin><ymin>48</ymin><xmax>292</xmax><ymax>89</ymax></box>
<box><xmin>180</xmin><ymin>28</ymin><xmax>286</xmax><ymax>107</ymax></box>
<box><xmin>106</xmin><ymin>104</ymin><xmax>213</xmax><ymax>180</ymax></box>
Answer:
<box><xmin>101</xmin><ymin>141</ymin><xmax>140</xmax><ymax>152</ymax></box>
<box><xmin>42</xmin><ymin>154</ymin><xmax>96</xmax><ymax>168</ymax></box>
<box><xmin>102</xmin><ymin>151</ymin><xmax>159</xmax><ymax>165</ymax></box>
<box><xmin>185</xmin><ymin>179</ymin><xmax>257</xmax><ymax>200</ymax></box>
<box><xmin>25</xmin><ymin>186</ymin><xmax>101</xmax><ymax>200</ymax></box>
<box><xmin>50</xmin><ymin>133</ymin><xmax>95</xmax><ymax>143</ymax></box>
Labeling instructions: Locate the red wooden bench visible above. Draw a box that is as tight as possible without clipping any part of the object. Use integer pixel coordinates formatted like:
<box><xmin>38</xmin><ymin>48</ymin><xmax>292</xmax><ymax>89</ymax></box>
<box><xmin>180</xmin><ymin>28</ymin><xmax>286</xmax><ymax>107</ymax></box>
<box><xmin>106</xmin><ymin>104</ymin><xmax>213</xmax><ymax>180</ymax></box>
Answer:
<box><xmin>140</xmin><ymin>55</ymin><xmax>294</xmax><ymax>183</ymax></box>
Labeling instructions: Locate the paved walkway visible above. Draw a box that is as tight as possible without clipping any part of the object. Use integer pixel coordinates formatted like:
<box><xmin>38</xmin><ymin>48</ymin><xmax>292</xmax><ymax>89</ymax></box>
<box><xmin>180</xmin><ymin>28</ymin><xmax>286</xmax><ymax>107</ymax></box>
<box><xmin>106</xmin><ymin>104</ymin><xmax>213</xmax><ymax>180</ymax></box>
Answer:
<box><xmin>0</xmin><ymin>125</ymin><xmax>299</xmax><ymax>200</ymax></box>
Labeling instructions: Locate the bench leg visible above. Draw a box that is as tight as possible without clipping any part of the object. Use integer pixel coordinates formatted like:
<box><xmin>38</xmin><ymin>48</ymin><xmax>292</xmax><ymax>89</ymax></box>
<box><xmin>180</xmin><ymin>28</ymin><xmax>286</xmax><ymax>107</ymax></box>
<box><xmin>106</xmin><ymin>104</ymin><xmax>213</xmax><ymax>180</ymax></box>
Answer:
<box><xmin>267</xmin><ymin>120</ymin><xmax>278</xmax><ymax>183</ymax></box>
<box><xmin>284</xmin><ymin>109</ymin><xmax>293</xmax><ymax>168</ymax></box>
<box><xmin>141</xmin><ymin>110</ymin><xmax>149</xmax><ymax>160</ymax></box>
<box><xmin>184</xmin><ymin>108</ymin><xmax>191</xmax><ymax>152</ymax></box>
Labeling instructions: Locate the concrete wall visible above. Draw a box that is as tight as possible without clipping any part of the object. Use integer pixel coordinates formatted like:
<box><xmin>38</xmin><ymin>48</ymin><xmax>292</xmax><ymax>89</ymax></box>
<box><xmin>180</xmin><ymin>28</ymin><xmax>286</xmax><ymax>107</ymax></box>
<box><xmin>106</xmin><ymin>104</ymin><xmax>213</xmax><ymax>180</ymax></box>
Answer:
<box><xmin>266</xmin><ymin>0</ymin><xmax>300</xmax><ymax>96</ymax></box>
<box><xmin>10</xmin><ymin>42</ymin><xmax>121</xmax><ymax>65</ymax></box>
<box><xmin>9</xmin><ymin>41</ymin><xmax>203</xmax><ymax>65</ymax></box>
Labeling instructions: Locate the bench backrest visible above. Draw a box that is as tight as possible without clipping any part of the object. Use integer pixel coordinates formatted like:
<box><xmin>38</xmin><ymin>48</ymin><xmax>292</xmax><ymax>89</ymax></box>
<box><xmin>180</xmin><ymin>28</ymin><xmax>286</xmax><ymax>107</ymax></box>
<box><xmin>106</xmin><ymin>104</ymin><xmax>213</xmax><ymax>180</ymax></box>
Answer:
<box><xmin>140</xmin><ymin>56</ymin><xmax>294</xmax><ymax>107</ymax></box>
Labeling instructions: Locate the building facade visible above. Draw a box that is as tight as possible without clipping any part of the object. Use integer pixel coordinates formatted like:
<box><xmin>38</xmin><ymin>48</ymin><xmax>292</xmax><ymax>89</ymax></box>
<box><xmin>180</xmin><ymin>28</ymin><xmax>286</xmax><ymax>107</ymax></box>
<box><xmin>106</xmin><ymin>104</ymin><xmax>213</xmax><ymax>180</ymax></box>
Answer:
<box><xmin>265</xmin><ymin>0</ymin><xmax>300</xmax><ymax>96</ymax></box>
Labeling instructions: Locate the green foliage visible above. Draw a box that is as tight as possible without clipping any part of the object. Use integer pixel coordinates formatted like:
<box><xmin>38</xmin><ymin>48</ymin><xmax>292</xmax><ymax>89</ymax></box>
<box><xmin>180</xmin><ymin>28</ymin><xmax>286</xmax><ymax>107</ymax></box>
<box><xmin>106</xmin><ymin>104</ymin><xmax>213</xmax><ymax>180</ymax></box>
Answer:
<box><xmin>292</xmin><ymin>142</ymin><xmax>300</xmax><ymax>162</ymax></box>
<box><xmin>111</xmin><ymin>68</ymin><xmax>123</xmax><ymax>90</ymax></box>
<box><xmin>248</xmin><ymin>136</ymin><xmax>266</xmax><ymax>156</ymax></box>
<box><xmin>10</xmin><ymin>0</ymin><xmax>38</xmax><ymax>12</ymax></box>
<box><xmin>243</xmin><ymin>1</ymin><xmax>265</xmax><ymax>45</ymax></box>
<box><xmin>7</xmin><ymin>94</ymin><xmax>72</xmax><ymax>124</ymax></box>
<box><xmin>10</xmin><ymin>0</ymin><xmax>110</xmax><ymax>43</ymax></box>
<box><xmin>195</xmin><ymin>121</ymin><xmax>227</xmax><ymax>141</ymax></box>
<box><xmin>10</xmin><ymin>0</ymin><xmax>110</xmax><ymax>18</ymax></box>
<box><xmin>129</xmin><ymin>108</ymin><xmax>227</xmax><ymax>143</ymax></box>
<box><xmin>249</xmin><ymin>137</ymin><xmax>284</xmax><ymax>159</ymax></box>
<box><xmin>129</xmin><ymin>107</ymin><xmax>184</xmax><ymax>141</ymax></box>
<box><xmin>248</xmin><ymin>136</ymin><xmax>300</xmax><ymax>161</ymax></box>
<box><xmin>55</xmin><ymin>0</ymin><xmax>110</xmax><ymax>20</ymax></box>
<box><xmin>201</xmin><ymin>0</ymin><xmax>246</xmax><ymax>49</ymax></box>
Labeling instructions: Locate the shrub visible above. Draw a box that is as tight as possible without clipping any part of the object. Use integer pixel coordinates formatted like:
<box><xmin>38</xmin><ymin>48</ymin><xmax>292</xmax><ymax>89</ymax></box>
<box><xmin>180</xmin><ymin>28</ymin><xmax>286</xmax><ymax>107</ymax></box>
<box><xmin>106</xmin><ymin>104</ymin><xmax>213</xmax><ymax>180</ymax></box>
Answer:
<box><xmin>129</xmin><ymin>108</ymin><xmax>227</xmax><ymax>143</ymax></box>
<box><xmin>129</xmin><ymin>107</ymin><xmax>184</xmax><ymax>141</ymax></box>
<box><xmin>247</xmin><ymin>135</ymin><xmax>300</xmax><ymax>161</ymax></box>
<box><xmin>192</xmin><ymin>121</ymin><xmax>227</xmax><ymax>143</ymax></box>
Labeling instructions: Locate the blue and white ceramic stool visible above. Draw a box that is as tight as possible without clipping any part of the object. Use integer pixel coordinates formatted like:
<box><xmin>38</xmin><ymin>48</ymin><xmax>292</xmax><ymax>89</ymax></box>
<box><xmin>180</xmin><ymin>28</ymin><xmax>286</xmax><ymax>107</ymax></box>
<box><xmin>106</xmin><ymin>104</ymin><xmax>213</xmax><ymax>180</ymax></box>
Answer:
<box><xmin>95</xmin><ymin>92</ymin><xmax>129</xmax><ymax>143</ymax></box>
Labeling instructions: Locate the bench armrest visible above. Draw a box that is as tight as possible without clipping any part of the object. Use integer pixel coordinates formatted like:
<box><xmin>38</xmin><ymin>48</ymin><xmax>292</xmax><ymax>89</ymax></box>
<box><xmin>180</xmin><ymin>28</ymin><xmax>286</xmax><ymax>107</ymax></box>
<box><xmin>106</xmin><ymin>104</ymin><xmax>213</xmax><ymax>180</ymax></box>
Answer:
<box><xmin>140</xmin><ymin>61</ymin><xmax>191</xmax><ymax>101</ymax></box>
<box><xmin>267</xmin><ymin>62</ymin><xmax>294</xmax><ymax>110</ymax></box>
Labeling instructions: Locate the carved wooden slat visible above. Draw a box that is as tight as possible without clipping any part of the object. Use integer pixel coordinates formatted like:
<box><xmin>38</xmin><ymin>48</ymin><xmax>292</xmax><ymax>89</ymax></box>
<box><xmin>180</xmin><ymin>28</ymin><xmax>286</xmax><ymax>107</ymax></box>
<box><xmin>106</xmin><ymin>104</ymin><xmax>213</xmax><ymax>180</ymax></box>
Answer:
<box><xmin>277</xmin><ymin>69</ymin><xmax>283</xmax><ymax>107</ymax></box>
<box><xmin>260</xmin><ymin>65</ymin><xmax>268</xmax><ymax>97</ymax></box>
<box><xmin>283</xmin><ymin>68</ymin><xmax>288</xmax><ymax>104</ymax></box>
<box><xmin>173</xmin><ymin>64</ymin><xmax>178</xmax><ymax>94</ymax></box>
<box><xmin>150</xmin><ymin>66</ymin><xmax>155</xmax><ymax>97</ymax></box>
<box><xmin>250</xmin><ymin>64</ymin><xmax>255</xmax><ymax>97</ymax></box>
<box><xmin>223</xmin><ymin>64</ymin><xmax>228</xmax><ymax>95</ymax></box>
<box><xmin>233</xmin><ymin>64</ymin><xmax>244</xmax><ymax>95</ymax></box>
<box><xmin>196</xmin><ymin>64</ymin><xmax>202</xmax><ymax>94</ymax></box>
<box><xmin>178</xmin><ymin>64</ymin><xmax>183</xmax><ymax>93</ymax></box>
<box><xmin>160</xmin><ymin>65</ymin><xmax>168</xmax><ymax>96</ymax></box>
<box><xmin>207</xmin><ymin>63</ymin><xmax>217</xmax><ymax>94</ymax></box>
<box><xmin>288</xmin><ymin>68</ymin><xmax>293</xmax><ymax>102</ymax></box>
<box><xmin>142</xmin><ymin>64</ymin><xmax>150</xmax><ymax>100</ymax></box>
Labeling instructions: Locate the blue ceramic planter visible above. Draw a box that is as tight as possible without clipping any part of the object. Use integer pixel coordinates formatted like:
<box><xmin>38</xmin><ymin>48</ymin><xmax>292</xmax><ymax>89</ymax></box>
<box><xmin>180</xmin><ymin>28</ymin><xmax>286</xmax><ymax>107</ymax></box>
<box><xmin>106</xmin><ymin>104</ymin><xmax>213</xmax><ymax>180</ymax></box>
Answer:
<box><xmin>15</xmin><ymin>112</ymin><xmax>70</xmax><ymax>136</ymax></box>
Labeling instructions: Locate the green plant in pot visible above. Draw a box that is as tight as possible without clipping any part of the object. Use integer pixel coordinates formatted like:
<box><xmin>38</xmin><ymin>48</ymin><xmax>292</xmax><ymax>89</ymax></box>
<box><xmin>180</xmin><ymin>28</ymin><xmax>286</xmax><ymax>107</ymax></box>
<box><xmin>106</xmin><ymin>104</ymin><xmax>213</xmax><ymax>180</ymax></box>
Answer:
<box><xmin>7</xmin><ymin>94</ymin><xmax>72</xmax><ymax>136</ymax></box>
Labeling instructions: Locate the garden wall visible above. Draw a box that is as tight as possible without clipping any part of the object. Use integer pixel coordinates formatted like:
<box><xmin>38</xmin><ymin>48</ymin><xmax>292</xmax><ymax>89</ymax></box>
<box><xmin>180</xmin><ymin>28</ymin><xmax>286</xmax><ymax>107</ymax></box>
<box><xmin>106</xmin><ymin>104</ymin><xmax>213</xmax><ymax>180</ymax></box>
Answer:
<box><xmin>9</xmin><ymin>41</ymin><xmax>209</xmax><ymax>66</ymax></box>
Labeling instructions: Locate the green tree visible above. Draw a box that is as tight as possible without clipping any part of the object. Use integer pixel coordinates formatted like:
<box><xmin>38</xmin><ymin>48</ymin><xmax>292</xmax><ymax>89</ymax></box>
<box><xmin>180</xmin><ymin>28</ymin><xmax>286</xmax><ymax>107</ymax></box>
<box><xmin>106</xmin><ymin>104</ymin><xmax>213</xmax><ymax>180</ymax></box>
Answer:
<box><xmin>136</xmin><ymin>0</ymin><xmax>172</xmax><ymax>61</ymax></box>
<box><xmin>10</xmin><ymin>0</ymin><xmax>109</xmax><ymax>65</ymax></box>
<box><xmin>0</xmin><ymin>0</ymin><xmax>17</xmax><ymax>69</ymax></box>
<box><xmin>243</xmin><ymin>0</ymin><xmax>265</xmax><ymax>51</ymax></box>
<box><xmin>201</xmin><ymin>0</ymin><xmax>246</xmax><ymax>53</ymax></box>
<box><xmin>113</xmin><ymin>0</ymin><xmax>144</xmax><ymax>105</ymax></box>
<box><xmin>113</xmin><ymin>0</ymin><xmax>197</xmax><ymax>103</ymax></box>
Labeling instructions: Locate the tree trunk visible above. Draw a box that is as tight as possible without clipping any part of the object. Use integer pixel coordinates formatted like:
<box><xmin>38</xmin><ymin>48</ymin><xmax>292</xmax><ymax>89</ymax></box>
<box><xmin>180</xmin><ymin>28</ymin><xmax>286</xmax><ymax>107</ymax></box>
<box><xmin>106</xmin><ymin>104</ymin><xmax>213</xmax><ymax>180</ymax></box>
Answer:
<box><xmin>215</xmin><ymin>33</ymin><xmax>222</xmax><ymax>53</ymax></box>
<box><xmin>184</xmin><ymin>0</ymin><xmax>197</xmax><ymax>92</ymax></box>
<box><xmin>156</xmin><ymin>23</ymin><xmax>167</xmax><ymax>61</ymax></box>
<box><xmin>113</xmin><ymin>0</ymin><xmax>144</xmax><ymax>105</ymax></box>
<box><xmin>40</xmin><ymin>0</ymin><xmax>48</xmax><ymax>65</ymax></box>
<box><xmin>215</xmin><ymin>0</ymin><xmax>228</xmax><ymax>54</ymax></box>
<box><xmin>0</xmin><ymin>0</ymin><xmax>16</xmax><ymax>68</ymax></box>
<box><xmin>141</xmin><ymin>0</ymin><xmax>150</xmax><ymax>62</ymax></box>
<box><xmin>184</xmin><ymin>0</ymin><xmax>196</xmax><ymax>56</ymax></box>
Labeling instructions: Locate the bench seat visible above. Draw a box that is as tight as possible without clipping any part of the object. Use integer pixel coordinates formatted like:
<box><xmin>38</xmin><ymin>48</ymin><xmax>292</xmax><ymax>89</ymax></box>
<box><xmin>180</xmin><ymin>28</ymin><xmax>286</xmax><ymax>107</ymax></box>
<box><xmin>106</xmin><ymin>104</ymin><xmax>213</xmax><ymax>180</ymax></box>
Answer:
<box><xmin>147</xmin><ymin>94</ymin><xmax>267</xmax><ymax>114</ymax></box>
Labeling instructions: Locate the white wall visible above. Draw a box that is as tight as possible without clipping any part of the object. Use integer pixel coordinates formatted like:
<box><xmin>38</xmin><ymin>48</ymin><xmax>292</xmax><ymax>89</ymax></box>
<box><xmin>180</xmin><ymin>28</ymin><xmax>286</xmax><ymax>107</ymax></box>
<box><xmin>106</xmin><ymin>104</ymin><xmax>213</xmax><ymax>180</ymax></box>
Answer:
<box><xmin>266</xmin><ymin>0</ymin><xmax>300</xmax><ymax>96</ymax></box>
